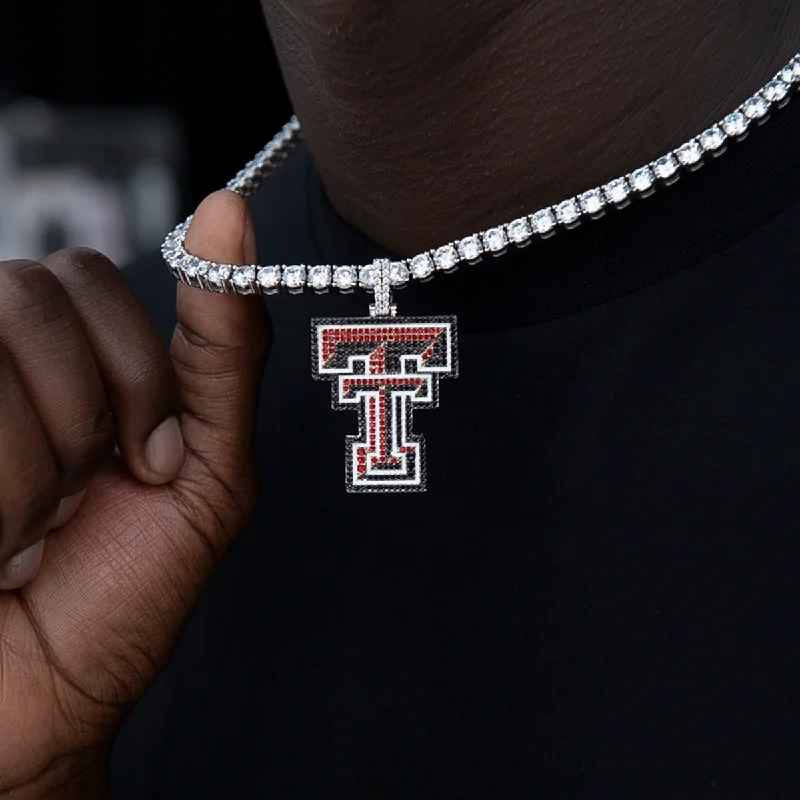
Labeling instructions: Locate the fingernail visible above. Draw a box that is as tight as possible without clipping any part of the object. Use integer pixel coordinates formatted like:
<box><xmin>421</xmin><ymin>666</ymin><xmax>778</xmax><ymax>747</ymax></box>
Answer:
<box><xmin>146</xmin><ymin>417</ymin><xmax>185</xmax><ymax>479</ymax></box>
<box><xmin>2</xmin><ymin>539</ymin><xmax>45</xmax><ymax>589</ymax></box>
<box><xmin>51</xmin><ymin>489</ymin><xmax>87</xmax><ymax>530</ymax></box>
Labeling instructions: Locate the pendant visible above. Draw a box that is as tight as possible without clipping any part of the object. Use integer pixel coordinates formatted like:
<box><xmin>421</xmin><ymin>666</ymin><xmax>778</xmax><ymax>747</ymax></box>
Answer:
<box><xmin>312</xmin><ymin>261</ymin><xmax>458</xmax><ymax>493</ymax></box>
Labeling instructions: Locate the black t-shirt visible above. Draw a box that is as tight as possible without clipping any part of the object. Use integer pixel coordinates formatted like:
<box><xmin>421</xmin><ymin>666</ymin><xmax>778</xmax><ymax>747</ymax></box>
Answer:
<box><xmin>112</xmin><ymin>95</ymin><xmax>800</xmax><ymax>798</ymax></box>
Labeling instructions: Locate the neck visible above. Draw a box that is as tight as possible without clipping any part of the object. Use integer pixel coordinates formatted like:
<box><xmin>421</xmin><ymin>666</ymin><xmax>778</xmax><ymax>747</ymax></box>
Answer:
<box><xmin>265</xmin><ymin>0</ymin><xmax>800</xmax><ymax>255</ymax></box>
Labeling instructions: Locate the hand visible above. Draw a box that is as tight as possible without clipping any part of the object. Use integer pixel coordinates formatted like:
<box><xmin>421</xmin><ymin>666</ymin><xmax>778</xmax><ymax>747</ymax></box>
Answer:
<box><xmin>0</xmin><ymin>191</ymin><xmax>270</xmax><ymax>797</ymax></box>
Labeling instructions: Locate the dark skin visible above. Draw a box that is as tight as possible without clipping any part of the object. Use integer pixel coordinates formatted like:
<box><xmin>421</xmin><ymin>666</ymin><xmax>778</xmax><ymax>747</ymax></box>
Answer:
<box><xmin>263</xmin><ymin>0</ymin><xmax>800</xmax><ymax>253</ymax></box>
<box><xmin>0</xmin><ymin>193</ymin><xmax>270</xmax><ymax>798</ymax></box>
<box><xmin>0</xmin><ymin>2</ymin><xmax>798</xmax><ymax>796</ymax></box>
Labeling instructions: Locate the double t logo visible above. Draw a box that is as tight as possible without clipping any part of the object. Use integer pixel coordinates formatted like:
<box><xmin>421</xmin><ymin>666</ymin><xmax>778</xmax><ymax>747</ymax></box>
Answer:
<box><xmin>312</xmin><ymin>316</ymin><xmax>458</xmax><ymax>493</ymax></box>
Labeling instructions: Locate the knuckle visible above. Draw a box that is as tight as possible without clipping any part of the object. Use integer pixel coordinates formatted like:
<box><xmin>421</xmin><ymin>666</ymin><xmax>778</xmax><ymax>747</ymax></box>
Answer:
<box><xmin>121</xmin><ymin>348</ymin><xmax>179</xmax><ymax>400</ymax></box>
<box><xmin>0</xmin><ymin>464</ymin><xmax>60</xmax><ymax>551</ymax></box>
<box><xmin>0</xmin><ymin>261</ymin><xmax>67</xmax><ymax>320</ymax></box>
<box><xmin>47</xmin><ymin>247</ymin><xmax>118</xmax><ymax>290</ymax></box>
<box><xmin>58</xmin><ymin>407</ymin><xmax>116</xmax><ymax>482</ymax></box>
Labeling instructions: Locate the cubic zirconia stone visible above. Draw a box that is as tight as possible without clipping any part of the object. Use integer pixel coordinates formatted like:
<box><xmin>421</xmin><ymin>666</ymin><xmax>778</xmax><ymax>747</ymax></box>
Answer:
<box><xmin>332</xmin><ymin>265</ymin><xmax>357</xmax><ymax>290</ymax></box>
<box><xmin>763</xmin><ymin>79</ymin><xmax>790</xmax><ymax>103</ymax></box>
<box><xmin>676</xmin><ymin>141</ymin><xmax>703</xmax><ymax>166</ymax></box>
<box><xmin>207</xmin><ymin>264</ymin><xmax>231</xmax><ymax>288</ymax></box>
<box><xmin>743</xmin><ymin>95</ymin><xmax>769</xmax><ymax>119</ymax></box>
<box><xmin>434</xmin><ymin>245</ymin><xmax>459</xmax><ymax>270</ymax></box>
<box><xmin>232</xmin><ymin>265</ymin><xmax>256</xmax><ymax>290</ymax></box>
<box><xmin>630</xmin><ymin>166</ymin><xmax>655</xmax><ymax>193</ymax></box>
<box><xmin>389</xmin><ymin>261</ymin><xmax>410</xmax><ymax>286</ymax></box>
<box><xmin>579</xmin><ymin>189</ymin><xmax>605</xmax><ymax>216</ymax></box>
<box><xmin>308</xmin><ymin>265</ymin><xmax>331</xmax><ymax>290</ymax></box>
<box><xmin>653</xmin><ymin>154</ymin><xmax>679</xmax><ymax>180</ymax></box>
<box><xmin>555</xmin><ymin>199</ymin><xmax>581</xmax><ymax>226</ymax></box>
<box><xmin>530</xmin><ymin>208</ymin><xmax>557</xmax><ymax>235</ymax></box>
<box><xmin>780</xmin><ymin>65</ymin><xmax>796</xmax><ymax>84</ymax></box>
<box><xmin>182</xmin><ymin>256</ymin><xmax>200</xmax><ymax>279</ymax></box>
<box><xmin>507</xmin><ymin>217</ymin><xmax>532</xmax><ymax>244</ymax></box>
<box><xmin>410</xmin><ymin>254</ymin><xmax>435</xmax><ymax>279</ymax></box>
<box><xmin>721</xmin><ymin>111</ymin><xmax>749</xmax><ymax>137</ymax></box>
<box><xmin>257</xmin><ymin>265</ymin><xmax>281</xmax><ymax>290</ymax></box>
<box><xmin>359</xmin><ymin>264</ymin><xmax>377</xmax><ymax>288</ymax></box>
<box><xmin>603</xmin><ymin>178</ymin><xmax>631</xmax><ymax>205</ymax></box>
<box><xmin>483</xmin><ymin>227</ymin><xmax>507</xmax><ymax>252</ymax></box>
<box><xmin>699</xmin><ymin>126</ymin><xmax>726</xmax><ymax>152</ymax></box>
<box><xmin>283</xmin><ymin>265</ymin><xmax>306</xmax><ymax>290</ymax></box>
<box><xmin>458</xmin><ymin>235</ymin><xmax>483</xmax><ymax>261</ymax></box>
<box><xmin>793</xmin><ymin>58</ymin><xmax>800</xmax><ymax>80</ymax></box>
<box><xmin>194</xmin><ymin>259</ymin><xmax>210</xmax><ymax>278</ymax></box>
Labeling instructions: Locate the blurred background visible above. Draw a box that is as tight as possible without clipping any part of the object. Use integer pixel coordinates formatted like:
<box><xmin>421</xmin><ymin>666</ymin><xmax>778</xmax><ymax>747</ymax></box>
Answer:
<box><xmin>0</xmin><ymin>0</ymin><xmax>291</xmax><ymax>265</ymax></box>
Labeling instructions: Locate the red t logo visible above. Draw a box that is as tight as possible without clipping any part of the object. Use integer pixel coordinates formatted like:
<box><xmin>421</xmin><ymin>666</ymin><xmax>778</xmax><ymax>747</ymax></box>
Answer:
<box><xmin>313</xmin><ymin>316</ymin><xmax>458</xmax><ymax>492</ymax></box>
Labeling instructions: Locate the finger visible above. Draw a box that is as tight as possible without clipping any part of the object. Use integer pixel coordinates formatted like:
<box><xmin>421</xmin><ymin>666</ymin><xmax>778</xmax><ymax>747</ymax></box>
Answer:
<box><xmin>51</xmin><ymin>490</ymin><xmax>87</xmax><ymax>530</ymax></box>
<box><xmin>172</xmin><ymin>190</ymin><xmax>271</xmax><ymax>505</ymax></box>
<box><xmin>40</xmin><ymin>248</ymin><xmax>184</xmax><ymax>485</ymax></box>
<box><xmin>0</xmin><ymin>261</ymin><xmax>114</xmax><ymax>497</ymax></box>
<box><xmin>18</xmin><ymin>193</ymin><xmax>270</xmax><ymax>689</ymax></box>
<box><xmin>0</xmin><ymin>343</ymin><xmax>60</xmax><ymax>583</ymax></box>
<box><xmin>0</xmin><ymin>538</ymin><xmax>45</xmax><ymax>590</ymax></box>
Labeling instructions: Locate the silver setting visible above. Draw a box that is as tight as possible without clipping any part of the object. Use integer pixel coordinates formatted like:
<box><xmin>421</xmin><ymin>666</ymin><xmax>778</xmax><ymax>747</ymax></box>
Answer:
<box><xmin>530</xmin><ymin>208</ymin><xmax>557</xmax><ymax>236</ymax></box>
<box><xmin>676</xmin><ymin>140</ymin><xmax>704</xmax><ymax>167</ymax></box>
<box><xmin>389</xmin><ymin>260</ymin><xmax>411</xmax><ymax>287</ymax></box>
<box><xmin>308</xmin><ymin>265</ymin><xmax>332</xmax><ymax>292</ymax></box>
<box><xmin>283</xmin><ymin>265</ymin><xmax>306</xmax><ymax>293</ymax></box>
<box><xmin>410</xmin><ymin>253</ymin><xmax>435</xmax><ymax>280</ymax></box>
<box><xmin>743</xmin><ymin>94</ymin><xmax>770</xmax><ymax>120</ymax></box>
<box><xmin>257</xmin><ymin>265</ymin><xmax>281</xmax><ymax>294</ymax></box>
<box><xmin>629</xmin><ymin>166</ymin><xmax>655</xmax><ymax>194</ymax></box>
<box><xmin>507</xmin><ymin>217</ymin><xmax>532</xmax><ymax>245</ymax></box>
<box><xmin>763</xmin><ymin>79</ymin><xmax>790</xmax><ymax>103</ymax></box>
<box><xmin>457</xmin><ymin>234</ymin><xmax>483</xmax><ymax>262</ymax></box>
<box><xmin>653</xmin><ymin>154</ymin><xmax>680</xmax><ymax>181</ymax></box>
<box><xmin>433</xmin><ymin>245</ymin><xmax>459</xmax><ymax>271</ymax></box>
<box><xmin>207</xmin><ymin>264</ymin><xmax>232</xmax><ymax>292</ymax></box>
<box><xmin>482</xmin><ymin>226</ymin><xmax>508</xmax><ymax>253</ymax></box>
<box><xmin>721</xmin><ymin>111</ymin><xmax>749</xmax><ymax>138</ymax></box>
<box><xmin>579</xmin><ymin>189</ymin><xmax>606</xmax><ymax>217</ymax></box>
<box><xmin>699</xmin><ymin>125</ymin><xmax>726</xmax><ymax>153</ymax></box>
<box><xmin>359</xmin><ymin>263</ymin><xmax>378</xmax><ymax>289</ymax></box>
<box><xmin>183</xmin><ymin>256</ymin><xmax>203</xmax><ymax>281</ymax></box>
<box><xmin>603</xmin><ymin>178</ymin><xmax>631</xmax><ymax>206</ymax></box>
<box><xmin>163</xmin><ymin>53</ymin><xmax>800</xmax><ymax>295</ymax></box>
<box><xmin>333</xmin><ymin>265</ymin><xmax>358</xmax><ymax>291</ymax></box>
<box><xmin>368</xmin><ymin>260</ymin><xmax>397</xmax><ymax>318</ymax></box>
<box><xmin>232</xmin><ymin>265</ymin><xmax>257</xmax><ymax>293</ymax></box>
<box><xmin>555</xmin><ymin>198</ymin><xmax>581</xmax><ymax>227</ymax></box>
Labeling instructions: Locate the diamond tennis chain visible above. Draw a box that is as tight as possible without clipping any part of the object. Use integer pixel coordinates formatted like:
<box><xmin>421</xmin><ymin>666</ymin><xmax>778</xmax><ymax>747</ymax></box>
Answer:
<box><xmin>162</xmin><ymin>54</ymin><xmax>800</xmax><ymax>494</ymax></box>
<box><xmin>163</xmin><ymin>54</ymin><xmax>799</xmax><ymax>296</ymax></box>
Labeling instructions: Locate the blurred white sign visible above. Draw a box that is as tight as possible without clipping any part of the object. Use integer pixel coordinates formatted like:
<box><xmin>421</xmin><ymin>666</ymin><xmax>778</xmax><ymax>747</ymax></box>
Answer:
<box><xmin>0</xmin><ymin>100</ymin><xmax>181</xmax><ymax>266</ymax></box>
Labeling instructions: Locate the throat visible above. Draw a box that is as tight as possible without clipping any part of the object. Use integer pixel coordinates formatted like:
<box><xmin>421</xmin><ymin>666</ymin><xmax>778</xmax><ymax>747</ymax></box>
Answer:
<box><xmin>267</xmin><ymin>0</ymin><xmax>800</xmax><ymax>255</ymax></box>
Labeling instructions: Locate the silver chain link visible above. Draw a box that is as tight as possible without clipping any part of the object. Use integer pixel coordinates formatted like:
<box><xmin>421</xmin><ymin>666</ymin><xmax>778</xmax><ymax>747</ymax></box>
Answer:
<box><xmin>163</xmin><ymin>54</ymin><xmax>800</xmax><ymax>297</ymax></box>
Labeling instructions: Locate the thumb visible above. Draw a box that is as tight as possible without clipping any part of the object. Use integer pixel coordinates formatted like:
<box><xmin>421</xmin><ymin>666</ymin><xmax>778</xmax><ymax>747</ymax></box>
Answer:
<box><xmin>15</xmin><ymin>190</ymin><xmax>272</xmax><ymax>716</ymax></box>
<box><xmin>173</xmin><ymin>190</ymin><xmax>271</xmax><ymax>496</ymax></box>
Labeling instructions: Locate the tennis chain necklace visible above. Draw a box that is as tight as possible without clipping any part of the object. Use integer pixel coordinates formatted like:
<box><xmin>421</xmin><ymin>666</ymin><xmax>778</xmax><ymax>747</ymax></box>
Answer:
<box><xmin>163</xmin><ymin>55</ymin><xmax>800</xmax><ymax>494</ymax></box>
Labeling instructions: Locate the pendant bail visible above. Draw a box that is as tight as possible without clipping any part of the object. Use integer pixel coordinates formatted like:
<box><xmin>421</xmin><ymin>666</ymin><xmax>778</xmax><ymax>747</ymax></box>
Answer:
<box><xmin>369</xmin><ymin>259</ymin><xmax>397</xmax><ymax>318</ymax></box>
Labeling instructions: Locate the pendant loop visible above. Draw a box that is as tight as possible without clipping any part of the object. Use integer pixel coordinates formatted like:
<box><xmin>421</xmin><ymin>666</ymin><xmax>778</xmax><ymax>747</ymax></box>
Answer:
<box><xmin>369</xmin><ymin>259</ymin><xmax>397</xmax><ymax>318</ymax></box>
